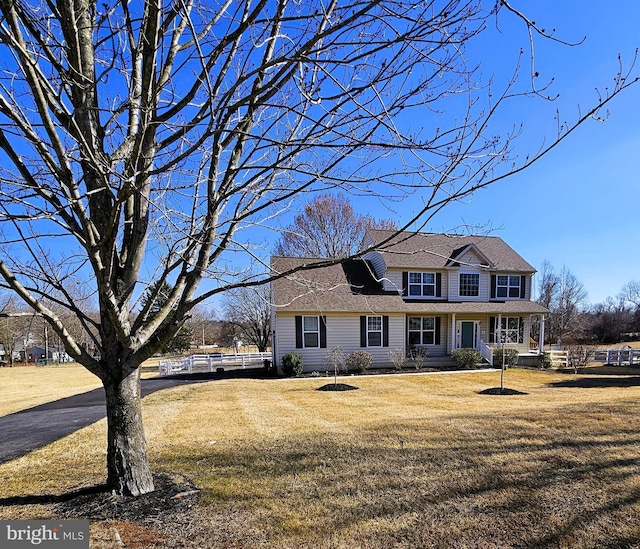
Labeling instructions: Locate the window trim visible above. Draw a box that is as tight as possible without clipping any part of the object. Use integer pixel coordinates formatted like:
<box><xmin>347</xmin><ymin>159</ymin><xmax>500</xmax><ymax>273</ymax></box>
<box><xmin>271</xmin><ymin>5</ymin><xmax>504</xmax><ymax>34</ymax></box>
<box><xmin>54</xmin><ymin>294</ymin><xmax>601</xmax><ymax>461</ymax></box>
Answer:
<box><xmin>302</xmin><ymin>315</ymin><xmax>320</xmax><ymax>348</ymax></box>
<box><xmin>408</xmin><ymin>316</ymin><xmax>441</xmax><ymax>346</ymax></box>
<box><xmin>459</xmin><ymin>272</ymin><xmax>480</xmax><ymax>297</ymax></box>
<box><xmin>408</xmin><ymin>271</ymin><xmax>436</xmax><ymax>297</ymax></box>
<box><xmin>295</xmin><ymin>315</ymin><xmax>327</xmax><ymax>349</ymax></box>
<box><xmin>366</xmin><ymin>315</ymin><xmax>383</xmax><ymax>347</ymax></box>
<box><xmin>360</xmin><ymin>315</ymin><xmax>389</xmax><ymax>348</ymax></box>
<box><xmin>490</xmin><ymin>316</ymin><xmax>524</xmax><ymax>344</ymax></box>
<box><xmin>496</xmin><ymin>275</ymin><xmax>521</xmax><ymax>299</ymax></box>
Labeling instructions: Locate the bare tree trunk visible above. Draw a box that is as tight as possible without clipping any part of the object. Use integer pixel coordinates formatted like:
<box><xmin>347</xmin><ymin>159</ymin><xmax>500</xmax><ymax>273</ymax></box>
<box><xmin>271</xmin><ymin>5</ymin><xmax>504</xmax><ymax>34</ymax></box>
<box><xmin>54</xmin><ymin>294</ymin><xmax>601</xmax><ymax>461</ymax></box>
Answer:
<box><xmin>103</xmin><ymin>370</ymin><xmax>154</xmax><ymax>496</ymax></box>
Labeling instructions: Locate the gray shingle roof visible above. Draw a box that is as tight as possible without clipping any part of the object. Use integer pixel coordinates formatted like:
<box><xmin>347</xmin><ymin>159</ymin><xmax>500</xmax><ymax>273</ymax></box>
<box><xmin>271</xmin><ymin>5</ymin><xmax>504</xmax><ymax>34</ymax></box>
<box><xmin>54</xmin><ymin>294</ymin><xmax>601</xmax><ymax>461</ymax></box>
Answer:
<box><xmin>271</xmin><ymin>256</ymin><xmax>548</xmax><ymax>315</ymax></box>
<box><xmin>365</xmin><ymin>230</ymin><xmax>536</xmax><ymax>272</ymax></box>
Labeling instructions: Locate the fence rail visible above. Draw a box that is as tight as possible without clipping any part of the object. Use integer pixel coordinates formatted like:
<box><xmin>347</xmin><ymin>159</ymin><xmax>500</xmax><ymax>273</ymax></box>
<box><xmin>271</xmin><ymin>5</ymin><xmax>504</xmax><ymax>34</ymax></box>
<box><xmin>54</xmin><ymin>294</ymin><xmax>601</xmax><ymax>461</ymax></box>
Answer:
<box><xmin>159</xmin><ymin>352</ymin><xmax>270</xmax><ymax>376</ymax></box>
<box><xmin>544</xmin><ymin>348</ymin><xmax>640</xmax><ymax>368</ymax></box>
<box><xmin>592</xmin><ymin>348</ymin><xmax>640</xmax><ymax>366</ymax></box>
<box><xmin>547</xmin><ymin>350</ymin><xmax>568</xmax><ymax>368</ymax></box>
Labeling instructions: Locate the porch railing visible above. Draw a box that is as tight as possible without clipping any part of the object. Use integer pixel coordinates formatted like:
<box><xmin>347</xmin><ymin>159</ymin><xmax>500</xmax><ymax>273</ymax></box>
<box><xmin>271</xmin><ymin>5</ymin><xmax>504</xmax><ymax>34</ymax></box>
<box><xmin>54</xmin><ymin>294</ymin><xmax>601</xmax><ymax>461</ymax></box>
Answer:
<box><xmin>479</xmin><ymin>339</ymin><xmax>493</xmax><ymax>366</ymax></box>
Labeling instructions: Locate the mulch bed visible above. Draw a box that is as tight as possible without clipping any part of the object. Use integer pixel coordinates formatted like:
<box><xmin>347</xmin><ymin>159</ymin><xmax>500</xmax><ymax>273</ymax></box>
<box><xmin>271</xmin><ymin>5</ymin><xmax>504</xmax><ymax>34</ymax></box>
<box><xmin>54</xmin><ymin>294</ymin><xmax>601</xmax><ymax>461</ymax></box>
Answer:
<box><xmin>55</xmin><ymin>472</ymin><xmax>199</xmax><ymax>522</ymax></box>
<box><xmin>478</xmin><ymin>387</ymin><xmax>528</xmax><ymax>395</ymax></box>
<box><xmin>317</xmin><ymin>383</ymin><xmax>359</xmax><ymax>391</ymax></box>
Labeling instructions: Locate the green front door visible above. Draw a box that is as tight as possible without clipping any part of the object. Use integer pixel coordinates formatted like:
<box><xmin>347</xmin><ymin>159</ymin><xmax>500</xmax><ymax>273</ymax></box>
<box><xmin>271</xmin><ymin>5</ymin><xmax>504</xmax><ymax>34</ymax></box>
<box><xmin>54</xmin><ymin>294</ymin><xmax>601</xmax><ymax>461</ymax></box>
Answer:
<box><xmin>461</xmin><ymin>321</ymin><xmax>475</xmax><ymax>348</ymax></box>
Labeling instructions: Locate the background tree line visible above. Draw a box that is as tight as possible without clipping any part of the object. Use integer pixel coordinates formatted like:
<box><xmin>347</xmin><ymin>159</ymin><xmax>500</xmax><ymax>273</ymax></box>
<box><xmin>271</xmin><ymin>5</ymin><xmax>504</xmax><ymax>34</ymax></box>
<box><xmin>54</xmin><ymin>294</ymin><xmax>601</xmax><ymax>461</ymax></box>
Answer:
<box><xmin>535</xmin><ymin>262</ymin><xmax>640</xmax><ymax>346</ymax></box>
<box><xmin>5</xmin><ymin>195</ymin><xmax>636</xmax><ymax>360</ymax></box>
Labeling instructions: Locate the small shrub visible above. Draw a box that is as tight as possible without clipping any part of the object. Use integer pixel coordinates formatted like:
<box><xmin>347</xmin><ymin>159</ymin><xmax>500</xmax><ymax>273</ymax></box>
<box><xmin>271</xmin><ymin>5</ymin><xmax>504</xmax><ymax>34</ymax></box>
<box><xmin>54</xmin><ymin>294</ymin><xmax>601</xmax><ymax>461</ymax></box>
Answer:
<box><xmin>494</xmin><ymin>347</ymin><xmax>519</xmax><ymax>368</ymax></box>
<box><xmin>281</xmin><ymin>352</ymin><xmax>304</xmax><ymax>376</ymax></box>
<box><xmin>451</xmin><ymin>348</ymin><xmax>482</xmax><ymax>369</ymax></box>
<box><xmin>408</xmin><ymin>347</ymin><xmax>429</xmax><ymax>369</ymax></box>
<box><xmin>346</xmin><ymin>351</ymin><xmax>373</xmax><ymax>372</ymax></box>
<box><xmin>566</xmin><ymin>345</ymin><xmax>595</xmax><ymax>373</ymax></box>
<box><xmin>539</xmin><ymin>351</ymin><xmax>553</xmax><ymax>369</ymax></box>
<box><xmin>388</xmin><ymin>348</ymin><xmax>406</xmax><ymax>370</ymax></box>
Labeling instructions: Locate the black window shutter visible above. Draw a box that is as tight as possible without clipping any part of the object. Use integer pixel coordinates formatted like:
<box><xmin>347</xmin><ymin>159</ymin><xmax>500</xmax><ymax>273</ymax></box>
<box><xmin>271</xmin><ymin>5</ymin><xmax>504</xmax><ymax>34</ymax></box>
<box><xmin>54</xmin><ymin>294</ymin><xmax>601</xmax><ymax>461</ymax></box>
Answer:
<box><xmin>491</xmin><ymin>275</ymin><xmax>497</xmax><ymax>299</ymax></box>
<box><xmin>383</xmin><ymin>316</ymin><xmax>389</xmax><ymax>347</ymax></box>
<box><xmin>520</xmin><ymin>276</ymin><xmax>527</xmax><ymax>298</ymax></box>
<box><xmin>436</xmin><ymin>273</ymin><xmax>442</xmax><ymax>297</ymax></box>
<box><xmin>435</xmin><ymin>317</ymin><xmax>441</xmax><ymax>345</ymax></box>
<box><xmin>360</xmin><ymin>316</ymin><xmax>367</xmax><ymax>347</ymax></box>
<box><xmin>320</xmin><ymin>316</ymin><xmax>327</xmax><ymax>348</ymax></box>
<box><xmin>402</xmin><ymin>272</ymin><xmax>408</xmax><ymax>296</ymax></box>
<box><xmin>295</xmin><ymin>316</ymin><xmax>303</xmax><ymax>348</ymax></box>
<box><xmin>489</xmin><ymin>316</ymin><xmax>495</xmax><ymax>344</ymax></box>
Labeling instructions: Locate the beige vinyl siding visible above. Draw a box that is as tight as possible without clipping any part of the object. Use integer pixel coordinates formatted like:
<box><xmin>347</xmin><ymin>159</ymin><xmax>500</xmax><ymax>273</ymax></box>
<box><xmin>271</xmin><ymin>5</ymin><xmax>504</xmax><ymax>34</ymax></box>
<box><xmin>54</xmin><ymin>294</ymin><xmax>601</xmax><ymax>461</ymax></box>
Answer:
<box><xmin>384</xmin><ymin>269</ymin><xmax>449</xmax><ymax>299</ymax></box>
<box><xmin>275</xmin><ymin>313</ymin><xmax>405</xmax><ymax>371</ymax></box>
<box><xmin>448</xmin><ymin>270</ymin><xmax>490</xmax><ymax>302</ymax></box>
<box><xmin>455</xmin><ymin>248</ymin><xmax>487</xmax><ymax>269</ymax></box>
<box><xmin>452</xmin><ymin>247</ymin><xmax>490</xmax><ymax>301</ymax></box>
<box><xmin>382</xmin><ymin>269</ymin><xmax>403</xmax><ymax>294</ymax></box>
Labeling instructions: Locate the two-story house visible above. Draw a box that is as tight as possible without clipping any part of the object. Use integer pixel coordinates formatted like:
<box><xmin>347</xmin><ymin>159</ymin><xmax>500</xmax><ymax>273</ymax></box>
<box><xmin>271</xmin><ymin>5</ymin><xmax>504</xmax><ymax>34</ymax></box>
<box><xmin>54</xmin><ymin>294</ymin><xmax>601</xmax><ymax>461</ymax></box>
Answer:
<box><xmin>271</xmin><ymin>229</ymin><xmax>549</xmax><ymax>371</ymax></box>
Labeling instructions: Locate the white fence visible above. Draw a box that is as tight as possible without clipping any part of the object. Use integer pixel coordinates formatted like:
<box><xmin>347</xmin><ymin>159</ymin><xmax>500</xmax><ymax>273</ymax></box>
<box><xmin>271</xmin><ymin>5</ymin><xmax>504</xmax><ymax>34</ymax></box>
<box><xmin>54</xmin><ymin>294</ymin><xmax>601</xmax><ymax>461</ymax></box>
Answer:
<box><xmin>545</xmin><ymin>348</ymin><xmax>640</xmax><ymax>368</ymax></box>
<box><xmin>592</xmin><ymin>348</ymin><xmax>640</xmax><ymax>366</ymax></box>
<box><xmin>158</xmin><ymin>352</ymin><xmax>270</xmax><ymax>376</ymax></box>
<box><xmin>547</xmin><ymin>350</ymin><xmax>568</xmax><ymax>368</ymax></box>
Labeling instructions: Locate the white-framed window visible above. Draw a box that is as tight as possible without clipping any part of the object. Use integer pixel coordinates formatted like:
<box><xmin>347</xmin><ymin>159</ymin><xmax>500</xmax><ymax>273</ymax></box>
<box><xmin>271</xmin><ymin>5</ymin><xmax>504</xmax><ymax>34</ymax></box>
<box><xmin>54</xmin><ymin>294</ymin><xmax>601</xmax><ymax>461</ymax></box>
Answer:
<box><xmin>303</xmin><ymin>315</ymin><xmax>320</xmax><ymax>348</ymax></box>
<box><xmin>497</xmin><ymin>275</ymin><xmax>521</xmax><ymax>298</ymax></box>
<box><xmin>408</xmin><ymin>272</ymin><xmax>436</xmax><ymax>297</ymax></box>
<box><xmin>491</xmin><ymin>317</ymin><xmax>524</xmax><ymax>344</ymax></box>
<box><xmin>459</xmin><ymin>273</ymin><xmax>479</xmax><ymax>297</ymax></box>
<box><xmin>367</xmin><ymin>316</ymin><xmax>383</xmax><ymax>347</ymax></box>
<box><xmin>408</xmin><ymin>316</ymin><xmax>437</xmax><ymax>345</ymax></box>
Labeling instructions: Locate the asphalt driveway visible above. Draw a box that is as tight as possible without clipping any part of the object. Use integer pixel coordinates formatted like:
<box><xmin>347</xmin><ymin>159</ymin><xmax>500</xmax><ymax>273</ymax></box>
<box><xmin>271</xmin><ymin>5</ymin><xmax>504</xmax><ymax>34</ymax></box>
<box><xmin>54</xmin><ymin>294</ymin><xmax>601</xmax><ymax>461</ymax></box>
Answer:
<box><xmin>0</xmin><ymin>368</ymin><xmax>269</xmax><ymax>464</ymax></box>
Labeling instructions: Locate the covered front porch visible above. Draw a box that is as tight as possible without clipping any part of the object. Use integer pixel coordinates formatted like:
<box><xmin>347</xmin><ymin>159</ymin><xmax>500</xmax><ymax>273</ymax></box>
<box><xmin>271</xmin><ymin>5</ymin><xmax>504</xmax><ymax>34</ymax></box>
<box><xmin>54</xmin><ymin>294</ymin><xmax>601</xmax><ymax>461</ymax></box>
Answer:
<box><xmin>405</xmin><ymin>311</ymin><xmax>546</xmax><ymax>366</ymax></box>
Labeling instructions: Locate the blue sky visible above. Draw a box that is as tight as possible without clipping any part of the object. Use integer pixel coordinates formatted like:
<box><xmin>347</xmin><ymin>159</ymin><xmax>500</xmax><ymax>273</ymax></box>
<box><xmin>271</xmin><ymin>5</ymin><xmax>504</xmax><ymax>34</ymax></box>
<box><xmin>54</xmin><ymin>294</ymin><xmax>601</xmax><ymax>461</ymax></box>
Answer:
<box><xmin>353</xmin><ymin>1</ymin><xmax>640</xmax><ymax>306</ymax></box>
<box><xmin>1</xmin><ymin>1</ymin><xmax>637</xmax><ymax>313</ymax></box>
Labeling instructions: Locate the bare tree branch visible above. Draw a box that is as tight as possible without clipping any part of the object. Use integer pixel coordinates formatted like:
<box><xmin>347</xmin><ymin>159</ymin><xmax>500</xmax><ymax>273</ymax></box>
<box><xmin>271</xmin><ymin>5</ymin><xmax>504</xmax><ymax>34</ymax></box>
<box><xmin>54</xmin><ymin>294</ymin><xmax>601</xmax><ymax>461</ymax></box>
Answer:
<box><xmin>0</xmin><ymin>0</ymin><xmax>636</xmax><ymax>496</ymax></box>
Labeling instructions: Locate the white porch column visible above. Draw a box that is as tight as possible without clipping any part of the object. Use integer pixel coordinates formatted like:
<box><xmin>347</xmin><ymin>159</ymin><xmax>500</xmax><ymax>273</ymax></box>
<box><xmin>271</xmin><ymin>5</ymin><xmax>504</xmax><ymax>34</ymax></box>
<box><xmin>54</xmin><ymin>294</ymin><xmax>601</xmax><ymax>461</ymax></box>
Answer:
<box><xmin>497</xmin><ymin>314</ymin><xmax>502</xmax><ymax>346</ymax></box>
<box><xmin>539</xmin><ymin>315</ymin><xmax>545</xmax><ymax>353</ymax></box>
<box><xmin>451</xmin><ymin>314</ymin><xmax>456</xmax><ymax>352</ymax></box>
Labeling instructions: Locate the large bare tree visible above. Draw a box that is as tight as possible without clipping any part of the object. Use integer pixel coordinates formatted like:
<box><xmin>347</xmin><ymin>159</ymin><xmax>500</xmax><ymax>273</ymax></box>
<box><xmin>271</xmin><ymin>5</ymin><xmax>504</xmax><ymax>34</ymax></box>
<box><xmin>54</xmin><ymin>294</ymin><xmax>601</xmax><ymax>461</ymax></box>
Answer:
<box><xmin>274</xmin><ymin>192</ymin><xmax>397</xmax><ymax>258</ymax></box>
<box><xmin>223</xmin><ymin>284</ymin><xmax>271</xmax><ymax>352</ymax></box>
<box><xmin>0</xmin><ymin>0</ymin><xmax>635</xmax><ymax>496</ymax></box>
<box><xmin>536</xmin><ymin>261</ymin><xmax>588</xmax><ymax>344</ymax></box>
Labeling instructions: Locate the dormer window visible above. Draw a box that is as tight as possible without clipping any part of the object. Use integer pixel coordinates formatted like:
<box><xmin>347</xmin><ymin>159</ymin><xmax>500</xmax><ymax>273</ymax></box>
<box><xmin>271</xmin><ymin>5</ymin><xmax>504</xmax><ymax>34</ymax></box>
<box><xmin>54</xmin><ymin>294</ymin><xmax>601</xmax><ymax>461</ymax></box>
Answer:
<box><xmin>496</xmin><ymin>275</ymin><xmax>521</xmax><ymax>298</ymax></box>
<box><xmin>409</xmin><ymin>272</ymin><xmax>436</xmax><ymax>297</ymax></box>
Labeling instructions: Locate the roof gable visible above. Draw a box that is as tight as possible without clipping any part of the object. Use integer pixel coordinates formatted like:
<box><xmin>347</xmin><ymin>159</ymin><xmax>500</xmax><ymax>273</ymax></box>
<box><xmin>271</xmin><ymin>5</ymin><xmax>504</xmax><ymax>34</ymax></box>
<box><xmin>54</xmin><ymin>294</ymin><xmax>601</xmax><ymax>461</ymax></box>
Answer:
<box><xmin>446</xmin><ymin>244</ymin><xmax>494</xmax><ymax>269</ymax></box>
<box><xmin>365</xmin><ymin>230</ymin><xmax>535</xmax><ymax>272</ymax></box>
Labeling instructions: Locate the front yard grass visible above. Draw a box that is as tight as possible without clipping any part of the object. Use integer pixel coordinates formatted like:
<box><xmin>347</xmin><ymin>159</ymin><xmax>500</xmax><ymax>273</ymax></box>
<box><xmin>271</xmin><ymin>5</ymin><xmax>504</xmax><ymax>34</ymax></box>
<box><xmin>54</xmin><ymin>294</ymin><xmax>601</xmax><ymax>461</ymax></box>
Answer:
<box><xmin>2</xmin><ymin>368</ymin><xmax>640</xmax><ymax>547</ymax></box>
